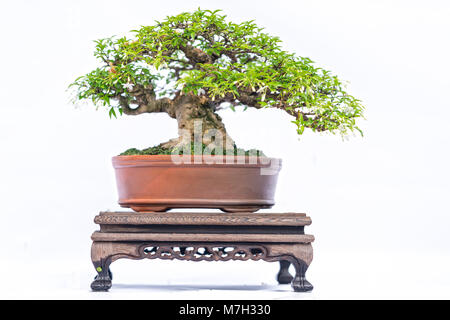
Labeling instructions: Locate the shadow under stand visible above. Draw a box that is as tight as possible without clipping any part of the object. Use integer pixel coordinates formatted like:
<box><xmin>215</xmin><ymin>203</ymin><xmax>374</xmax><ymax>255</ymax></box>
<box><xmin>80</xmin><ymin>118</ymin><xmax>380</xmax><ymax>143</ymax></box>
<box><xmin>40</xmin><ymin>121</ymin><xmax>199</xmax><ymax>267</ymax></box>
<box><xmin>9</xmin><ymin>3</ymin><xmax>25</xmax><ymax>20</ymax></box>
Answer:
<box><xmin>90</xmin><ymin>211</ymin><xmax>314</xmax><ymax>292</ymax></box>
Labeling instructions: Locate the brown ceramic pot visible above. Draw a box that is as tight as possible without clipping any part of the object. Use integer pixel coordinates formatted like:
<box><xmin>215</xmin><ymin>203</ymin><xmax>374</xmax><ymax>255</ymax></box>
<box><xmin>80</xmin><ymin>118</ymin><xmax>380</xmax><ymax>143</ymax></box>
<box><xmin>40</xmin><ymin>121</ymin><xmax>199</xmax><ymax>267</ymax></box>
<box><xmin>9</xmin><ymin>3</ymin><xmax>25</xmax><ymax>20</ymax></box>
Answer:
<box><xmin>112</xmin><ymin>155</ymin><xmax>282</xmax><ymax>213</ymax></box>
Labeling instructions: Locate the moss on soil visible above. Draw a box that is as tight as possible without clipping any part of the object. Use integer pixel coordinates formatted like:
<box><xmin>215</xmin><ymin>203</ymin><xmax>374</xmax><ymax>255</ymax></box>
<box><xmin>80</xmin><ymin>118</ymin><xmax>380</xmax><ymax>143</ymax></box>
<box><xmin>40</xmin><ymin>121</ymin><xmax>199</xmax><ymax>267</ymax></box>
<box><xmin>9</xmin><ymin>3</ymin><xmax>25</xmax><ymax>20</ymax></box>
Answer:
<box><xmin>120</xmin><ymin>144</ymin><xmax>266</xmax><ymax>157</ymax></box>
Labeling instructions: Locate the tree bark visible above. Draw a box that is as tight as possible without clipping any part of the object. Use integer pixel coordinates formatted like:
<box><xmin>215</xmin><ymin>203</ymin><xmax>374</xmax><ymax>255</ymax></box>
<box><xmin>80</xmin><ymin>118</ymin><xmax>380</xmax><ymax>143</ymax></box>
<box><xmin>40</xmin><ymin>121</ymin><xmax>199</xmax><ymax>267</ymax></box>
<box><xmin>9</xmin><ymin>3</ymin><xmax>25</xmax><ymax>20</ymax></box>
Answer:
<box><xmin>160</xmin><ymin>94</ymin><xmax>235</xmax><ymax>151</ymax></box>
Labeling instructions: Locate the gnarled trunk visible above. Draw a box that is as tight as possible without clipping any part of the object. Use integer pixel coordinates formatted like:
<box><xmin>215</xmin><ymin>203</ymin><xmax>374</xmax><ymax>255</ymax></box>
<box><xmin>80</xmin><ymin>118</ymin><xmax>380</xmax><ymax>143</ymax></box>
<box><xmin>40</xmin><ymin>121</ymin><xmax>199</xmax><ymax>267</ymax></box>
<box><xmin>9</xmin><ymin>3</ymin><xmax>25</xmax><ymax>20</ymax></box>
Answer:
<box><xmin>119</xmin><ymin>90</ymin><xmax>235</xmax><ymax>151</ymax></box>
<box><xmin>160</xmin><ymin>94</ymin><xmax>235</xmax><ymax>151</ymax></box>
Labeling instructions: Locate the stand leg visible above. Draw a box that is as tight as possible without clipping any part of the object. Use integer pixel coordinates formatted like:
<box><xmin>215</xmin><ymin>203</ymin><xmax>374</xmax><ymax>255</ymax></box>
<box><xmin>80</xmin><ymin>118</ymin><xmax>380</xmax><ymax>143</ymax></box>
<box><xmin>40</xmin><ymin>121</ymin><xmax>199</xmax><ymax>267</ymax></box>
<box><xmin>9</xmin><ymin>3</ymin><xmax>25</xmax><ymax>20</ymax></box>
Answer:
<box><xmin>90</xmin><ymin>242</ymin><xmax>114</xmax><ymax>291</ymax></box>
<box><xmin>91</xmin><ymin>262</ymin><xmax>112</xmax><ymax>291</ymax></box>
<box><xmin>277</xmin><ymin>260</ymin><xmax>293</xmax><ymax>284</ymax></box>
<box><xmin>291</xmin><ymin>260</ymin><xmax>313</xmax><ymax>292</ymax></box>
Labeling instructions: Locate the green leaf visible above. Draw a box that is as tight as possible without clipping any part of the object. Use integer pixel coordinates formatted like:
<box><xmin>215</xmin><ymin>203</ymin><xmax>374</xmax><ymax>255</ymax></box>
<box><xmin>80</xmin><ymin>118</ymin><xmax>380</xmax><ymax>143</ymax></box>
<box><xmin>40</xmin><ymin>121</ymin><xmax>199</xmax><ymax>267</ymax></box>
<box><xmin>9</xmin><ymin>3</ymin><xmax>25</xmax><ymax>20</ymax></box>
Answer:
<box><xmin>109</xmin><ymin>108</ymin><xmax>117</xmax><ymax>119</ymax></box>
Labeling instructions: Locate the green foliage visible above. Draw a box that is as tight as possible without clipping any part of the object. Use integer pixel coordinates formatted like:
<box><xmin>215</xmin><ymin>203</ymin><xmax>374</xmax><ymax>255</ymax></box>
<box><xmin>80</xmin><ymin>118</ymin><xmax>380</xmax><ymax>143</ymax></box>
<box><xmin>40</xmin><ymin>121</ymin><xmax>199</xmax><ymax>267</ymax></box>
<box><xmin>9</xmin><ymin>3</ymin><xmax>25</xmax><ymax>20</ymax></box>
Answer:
<box><xmin>70</xmin><ymin>8</ymin><xmax>364</xmax><ymax>136</ymax></box>
<box><xmin>120</xmin><ymin>144</ymin><xmax>266</xmax><ymax>156</ymax></box>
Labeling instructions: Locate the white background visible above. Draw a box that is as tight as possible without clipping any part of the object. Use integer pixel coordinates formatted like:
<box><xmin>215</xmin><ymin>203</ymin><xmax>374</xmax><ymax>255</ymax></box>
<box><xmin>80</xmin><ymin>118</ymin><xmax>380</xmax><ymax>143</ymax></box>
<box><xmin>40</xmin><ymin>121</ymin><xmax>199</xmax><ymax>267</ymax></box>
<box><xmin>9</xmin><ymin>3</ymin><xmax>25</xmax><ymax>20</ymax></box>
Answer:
<box><xmin>0</xmin><ymin>0</ymin><xmax>449</xmax><ymax>299</ymax></box>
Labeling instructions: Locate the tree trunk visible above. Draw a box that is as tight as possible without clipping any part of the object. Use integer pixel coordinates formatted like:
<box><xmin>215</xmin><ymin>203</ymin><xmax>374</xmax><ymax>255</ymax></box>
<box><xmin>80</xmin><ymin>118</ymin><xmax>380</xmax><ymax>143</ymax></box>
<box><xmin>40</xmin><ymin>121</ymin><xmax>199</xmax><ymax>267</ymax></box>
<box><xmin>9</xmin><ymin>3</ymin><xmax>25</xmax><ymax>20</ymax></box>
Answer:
<box><xmin>159</xmin><ymin>94</ymin><xmax>235</xmax><ymax>151</ymax></box>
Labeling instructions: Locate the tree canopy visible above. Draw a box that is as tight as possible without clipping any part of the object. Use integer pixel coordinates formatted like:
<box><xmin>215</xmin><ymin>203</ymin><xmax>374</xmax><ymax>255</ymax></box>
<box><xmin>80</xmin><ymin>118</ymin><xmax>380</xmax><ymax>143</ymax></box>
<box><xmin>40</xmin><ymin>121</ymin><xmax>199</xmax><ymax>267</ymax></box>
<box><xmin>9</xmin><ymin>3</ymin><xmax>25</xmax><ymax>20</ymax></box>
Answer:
<box><xmin>70</xmin><ymin>8</ymin><xmax>364</xmax><ymax>137</ymax></box>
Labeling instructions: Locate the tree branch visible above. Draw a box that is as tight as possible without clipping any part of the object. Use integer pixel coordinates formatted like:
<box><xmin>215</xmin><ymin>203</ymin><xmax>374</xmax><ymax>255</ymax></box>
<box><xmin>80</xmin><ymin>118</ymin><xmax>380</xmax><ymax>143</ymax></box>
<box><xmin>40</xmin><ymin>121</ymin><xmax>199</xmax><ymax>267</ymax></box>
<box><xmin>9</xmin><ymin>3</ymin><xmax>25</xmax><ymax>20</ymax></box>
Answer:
<box><xmin>180</xmin><ymin>44</ymin><xmax>213</xmax><ymax>64</ymax></box>
<box><xmin>118</xmin><ymin>95</ymin><xmax>175</xmax><ymax>117</ymax></box>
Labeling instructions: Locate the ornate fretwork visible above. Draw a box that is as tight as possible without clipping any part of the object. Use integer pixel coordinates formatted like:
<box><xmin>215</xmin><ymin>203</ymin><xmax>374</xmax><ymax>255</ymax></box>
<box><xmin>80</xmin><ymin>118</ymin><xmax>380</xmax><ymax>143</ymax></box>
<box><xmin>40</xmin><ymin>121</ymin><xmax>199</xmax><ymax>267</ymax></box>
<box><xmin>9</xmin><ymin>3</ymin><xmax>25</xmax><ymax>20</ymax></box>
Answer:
<box><xmin>139</xmin><ymin>244</ymin><xmax>266</xmax><ymax>262</ymax></box>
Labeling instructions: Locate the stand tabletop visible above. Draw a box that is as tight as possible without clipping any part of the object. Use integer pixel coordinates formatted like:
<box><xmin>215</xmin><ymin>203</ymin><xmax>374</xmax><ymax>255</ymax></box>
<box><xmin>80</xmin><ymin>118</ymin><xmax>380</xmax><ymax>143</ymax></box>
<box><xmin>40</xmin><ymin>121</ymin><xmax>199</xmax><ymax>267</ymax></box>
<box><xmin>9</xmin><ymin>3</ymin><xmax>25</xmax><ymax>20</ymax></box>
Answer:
<box><xmin>95</xmin><ymin>211</ymin><xmax>311</xmax><ymax>226</ymax></box>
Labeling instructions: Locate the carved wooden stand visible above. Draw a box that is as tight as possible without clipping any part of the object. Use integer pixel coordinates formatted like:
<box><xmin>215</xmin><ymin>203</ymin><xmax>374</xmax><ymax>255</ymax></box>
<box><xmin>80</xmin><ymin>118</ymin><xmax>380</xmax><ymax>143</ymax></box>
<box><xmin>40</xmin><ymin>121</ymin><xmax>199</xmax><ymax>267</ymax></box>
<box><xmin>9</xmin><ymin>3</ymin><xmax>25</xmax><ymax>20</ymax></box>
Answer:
<box><xmin>90</xmin><ymin>211</ymin><xmax>314</xmax><ymax>292</ymax></box>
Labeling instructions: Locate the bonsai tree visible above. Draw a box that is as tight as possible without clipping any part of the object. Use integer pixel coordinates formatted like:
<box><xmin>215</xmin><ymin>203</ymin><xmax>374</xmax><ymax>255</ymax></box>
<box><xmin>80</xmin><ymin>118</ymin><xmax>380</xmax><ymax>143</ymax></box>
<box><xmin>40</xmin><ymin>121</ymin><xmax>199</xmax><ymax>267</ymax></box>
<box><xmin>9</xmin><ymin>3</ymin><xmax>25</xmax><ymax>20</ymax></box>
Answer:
<box><xmin>70</xmin><ymin>9</ymin><xmax>364</xmax><ymax>154</ymax></box>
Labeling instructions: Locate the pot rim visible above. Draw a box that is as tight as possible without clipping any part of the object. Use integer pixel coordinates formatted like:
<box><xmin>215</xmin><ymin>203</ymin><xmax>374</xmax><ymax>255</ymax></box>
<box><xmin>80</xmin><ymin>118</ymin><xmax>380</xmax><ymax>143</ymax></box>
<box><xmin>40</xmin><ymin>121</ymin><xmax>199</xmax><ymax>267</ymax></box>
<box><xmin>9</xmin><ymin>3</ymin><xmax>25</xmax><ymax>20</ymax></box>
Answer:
<box><xmin>112</xmin><ymin>154</ymin><xmax>282</xmax><ymax>169</ymax></box>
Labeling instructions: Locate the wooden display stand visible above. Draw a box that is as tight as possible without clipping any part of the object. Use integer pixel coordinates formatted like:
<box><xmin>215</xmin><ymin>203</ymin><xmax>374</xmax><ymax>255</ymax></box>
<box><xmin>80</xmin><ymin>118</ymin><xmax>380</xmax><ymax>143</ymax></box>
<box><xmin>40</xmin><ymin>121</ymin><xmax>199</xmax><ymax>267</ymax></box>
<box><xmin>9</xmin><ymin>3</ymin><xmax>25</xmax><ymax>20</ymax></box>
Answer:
<box><xmin>90</xmin><ymin>211</ymin><xmax>314</xmax><ymax>292</ymax></box>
